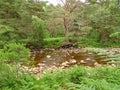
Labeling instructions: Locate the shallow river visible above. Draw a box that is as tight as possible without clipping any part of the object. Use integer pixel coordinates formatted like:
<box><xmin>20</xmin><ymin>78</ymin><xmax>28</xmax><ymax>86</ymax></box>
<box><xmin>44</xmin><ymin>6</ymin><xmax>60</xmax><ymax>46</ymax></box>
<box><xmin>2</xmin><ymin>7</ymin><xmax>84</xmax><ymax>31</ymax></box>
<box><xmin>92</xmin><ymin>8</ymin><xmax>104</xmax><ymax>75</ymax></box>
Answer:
<box><xmin>31</xmin><ymin>48</ymin><xmax>109</xmax><ymax>68</ymax></box>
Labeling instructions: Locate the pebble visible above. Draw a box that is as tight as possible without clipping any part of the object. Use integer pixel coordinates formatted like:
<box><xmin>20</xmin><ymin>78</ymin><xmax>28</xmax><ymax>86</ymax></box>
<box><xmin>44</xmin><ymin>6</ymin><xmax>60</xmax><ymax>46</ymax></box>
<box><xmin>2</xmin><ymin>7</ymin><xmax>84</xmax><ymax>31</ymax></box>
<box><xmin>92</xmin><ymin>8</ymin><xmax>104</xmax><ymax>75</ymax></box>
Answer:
<box><xmin>46</xmin><ymin>55</ymin><xmax>51</xmax><ymax>58</ymax></box>
<box><xmin>91</xmin><ymin>60</ymin><xmax>95</xmax><ymax>61</ymax></box>
<box><xmin>71</xmin><ymin>56</ymin><xmax>74</xmax><ymax>58</ymax></box>
<box><xmin>40</xmin><ymin>66</ymin><xmax>44</xmax><ymax>69</ymax></box>
<box><xmin>61</xmin><ymin>61</ymin><xmax>69</xmax><ymax>66</ymax></box>
<box><xmin>80</xmin><ymin>60</ymin><xmax>86</xmax><ymax>64</ymax></box>
<box><xmin>86</xmin><ymin>58</ymin><xmax>91</xmax><ymax>61</ymax></box>
<box><xmin>38</xmin><ymin>63</ymin><xmax>45</xmax><ymax>66</ymax></box>
<box><xmin>88</xmin><ymin>53</ymin><xmax>93</xmax><ymax>55</ymax></box>
<box><xmin>94</xmin><ymin>62</ymin><xmax>101</xmax><ymax>66</ymax></box>
<box><xmin>111</xmin><ymin>64</ymin><xmax>116</xmax><ymax>67</ymax></box>
<box><xmin>70</xmin><ymin>59</ymin><xmax>76</xmax><ymax>64</ymax></box>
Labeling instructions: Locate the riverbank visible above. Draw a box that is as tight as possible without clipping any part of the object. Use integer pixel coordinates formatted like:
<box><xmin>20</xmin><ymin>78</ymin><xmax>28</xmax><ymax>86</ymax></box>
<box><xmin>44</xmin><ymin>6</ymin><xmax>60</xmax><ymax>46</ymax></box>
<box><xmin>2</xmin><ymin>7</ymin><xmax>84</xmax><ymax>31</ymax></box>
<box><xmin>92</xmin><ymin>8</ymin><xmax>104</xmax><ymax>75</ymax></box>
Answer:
<box><xmin>104</xmin><ymin>47</ymin><xmax>120</xmax><ymax>53</ymax></box>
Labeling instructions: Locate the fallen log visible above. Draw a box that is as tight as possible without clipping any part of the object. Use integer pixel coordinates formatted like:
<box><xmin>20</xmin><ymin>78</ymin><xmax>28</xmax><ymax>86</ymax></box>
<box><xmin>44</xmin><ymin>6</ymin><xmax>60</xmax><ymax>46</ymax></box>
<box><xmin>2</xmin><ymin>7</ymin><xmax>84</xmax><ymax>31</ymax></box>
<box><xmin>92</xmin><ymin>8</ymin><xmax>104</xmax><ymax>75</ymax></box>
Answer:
<box><xmin>57</xmin><ymin>43</ymin><xmax>78</xmax><ymax>49</ymax></box>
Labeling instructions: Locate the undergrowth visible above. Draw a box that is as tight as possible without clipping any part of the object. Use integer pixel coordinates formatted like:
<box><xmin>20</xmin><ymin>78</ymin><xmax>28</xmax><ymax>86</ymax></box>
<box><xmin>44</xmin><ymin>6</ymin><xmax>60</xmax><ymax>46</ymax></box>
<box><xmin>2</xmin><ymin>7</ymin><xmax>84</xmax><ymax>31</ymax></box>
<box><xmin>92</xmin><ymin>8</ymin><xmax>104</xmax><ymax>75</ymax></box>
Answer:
<box><xmin>84</xmin><ymin>47</ymin><xmax>120</xmax><ymax>65</ymax></box>
<box><xmin>43</xmin><ymin>37</ymin><xmax>120</xmax><ymax>48</ymax></box>
<box><xmin>38</xmin><ymin>66</ymin><xmax>120</xmax><ymax>90</ymax></box>
<box><xmin>1</xmin><ymin>64</ymin><xmax>120</xmax><ymax>90</ymax></box>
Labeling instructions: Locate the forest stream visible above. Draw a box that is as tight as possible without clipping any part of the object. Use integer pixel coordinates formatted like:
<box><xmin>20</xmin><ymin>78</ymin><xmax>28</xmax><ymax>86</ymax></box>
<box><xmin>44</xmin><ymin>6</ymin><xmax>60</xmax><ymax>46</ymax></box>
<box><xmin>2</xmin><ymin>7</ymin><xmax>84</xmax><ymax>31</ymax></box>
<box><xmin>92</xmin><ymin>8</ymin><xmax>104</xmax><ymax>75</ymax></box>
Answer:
<box><xmin>19</xmin><ymin>48</ymin><xmax>114</xmax><ymax>75</ymax></box>
<box><xmin>32</xmin><ymin>48</ymin><xmax>108</xmax><ymax>67</ymax></box>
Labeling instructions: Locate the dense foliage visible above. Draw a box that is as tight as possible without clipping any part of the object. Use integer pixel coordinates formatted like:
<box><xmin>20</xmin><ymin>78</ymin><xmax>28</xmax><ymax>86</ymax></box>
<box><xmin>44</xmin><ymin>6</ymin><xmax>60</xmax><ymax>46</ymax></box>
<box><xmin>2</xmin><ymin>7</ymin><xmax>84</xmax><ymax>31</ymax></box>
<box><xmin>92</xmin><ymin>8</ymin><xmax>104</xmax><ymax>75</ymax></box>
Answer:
<box><xmin>0</xmin><ymin>43</ymin><xmax>32</xmax><ymax>89</ymax></box>
<box><xmin>0</xmin><ymin>0</ymin><xmax>120</xmax><ymax>90</ymax></box>
<box><xmin>0</xmin><ymin>0</ymin><xmax>120</xmax><ymax>48</ymax></box>
<box><xmin>38</xmin><ymin>66</ymin><xmax>120</xmax><ymax>90</ymax></box>
<box><xmin>1</xmin><ymin>65</ymin><xmax>120</xmax><ymax>90</ymax></box>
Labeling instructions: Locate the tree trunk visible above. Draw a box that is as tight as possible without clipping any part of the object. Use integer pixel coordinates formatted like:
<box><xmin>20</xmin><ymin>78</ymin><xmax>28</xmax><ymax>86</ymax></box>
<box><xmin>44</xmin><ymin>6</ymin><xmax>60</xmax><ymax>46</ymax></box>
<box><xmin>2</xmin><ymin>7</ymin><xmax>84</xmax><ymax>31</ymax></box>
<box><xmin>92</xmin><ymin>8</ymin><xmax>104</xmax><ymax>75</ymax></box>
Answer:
<box><xmin>63</xmin><ymin>17</ymin><xmax>69</xmax><ymax>43</ymax></box>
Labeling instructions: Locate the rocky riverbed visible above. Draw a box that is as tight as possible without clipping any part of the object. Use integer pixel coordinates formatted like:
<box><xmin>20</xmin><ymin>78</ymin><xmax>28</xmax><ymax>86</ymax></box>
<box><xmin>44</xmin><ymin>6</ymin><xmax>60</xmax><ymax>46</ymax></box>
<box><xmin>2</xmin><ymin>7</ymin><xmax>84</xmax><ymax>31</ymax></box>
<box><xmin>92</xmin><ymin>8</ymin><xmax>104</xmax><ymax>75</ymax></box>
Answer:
<box><xmin>19</xmin><ymin>48</ymin><xmax>119</xmax><ymax>75</ymax></box>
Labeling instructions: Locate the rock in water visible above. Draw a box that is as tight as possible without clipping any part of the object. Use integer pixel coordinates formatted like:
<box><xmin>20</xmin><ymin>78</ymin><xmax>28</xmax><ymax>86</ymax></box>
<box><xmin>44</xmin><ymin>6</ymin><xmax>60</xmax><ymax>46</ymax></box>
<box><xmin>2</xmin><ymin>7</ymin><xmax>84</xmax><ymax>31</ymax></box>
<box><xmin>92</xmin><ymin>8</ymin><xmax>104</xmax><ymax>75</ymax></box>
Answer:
<box><xmin>46</xmin><ymin>55</ymin><xmax>51</xmax><ymax>58</ymax></box>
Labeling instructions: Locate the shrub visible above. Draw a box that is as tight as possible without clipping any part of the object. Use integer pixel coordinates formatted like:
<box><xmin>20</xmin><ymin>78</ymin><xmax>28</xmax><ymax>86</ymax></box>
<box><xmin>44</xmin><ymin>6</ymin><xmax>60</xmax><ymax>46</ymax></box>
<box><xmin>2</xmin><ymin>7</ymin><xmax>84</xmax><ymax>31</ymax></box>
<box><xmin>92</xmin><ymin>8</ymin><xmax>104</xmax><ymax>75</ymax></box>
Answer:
<box><xmin>0</xmin><ymin>43</ymin><xmax>37</xmax><ymax>90</ymax></box>
<box><xmin>0</xmin><ymin>63</ymin><xmax>38</xmax><ymax>90</ymax></box>
<box><xmin>38</xmin><ymin>66</ymin><xmax>120</xmax><ymax>90</ymax></box>
<box><xmin>30</xmin><ymin>15</ymin><xmax>45</xmax><ymax>48</ymax></box>
<box><xmin>0</xmin><ymin>43</ymin><xmax>30</xmax><ymax>63</ymax></box>
<box><xmin>0</xmin><ymin>63</ymin><xmax>16</xmax><ymax>89</ymax></box>
<box><xmin>44</xmin><ymin>37</ymin><xmax>64</xmax><ymax>48</ymax></box>
<box><xmin>0</xmin><ymin>25</ymin><xmax>16</xmax><ymax>47</ymax></box>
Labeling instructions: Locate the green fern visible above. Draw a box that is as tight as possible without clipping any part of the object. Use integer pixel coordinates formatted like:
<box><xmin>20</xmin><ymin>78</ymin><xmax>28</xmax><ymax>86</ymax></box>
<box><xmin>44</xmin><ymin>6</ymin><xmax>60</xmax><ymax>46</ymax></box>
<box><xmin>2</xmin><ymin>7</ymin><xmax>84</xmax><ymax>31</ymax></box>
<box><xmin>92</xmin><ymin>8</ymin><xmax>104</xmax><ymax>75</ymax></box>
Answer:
<box><xmin>84</xmin><ymin>47</ymin><xmax>120</xmax><ymax>64</ymax></box>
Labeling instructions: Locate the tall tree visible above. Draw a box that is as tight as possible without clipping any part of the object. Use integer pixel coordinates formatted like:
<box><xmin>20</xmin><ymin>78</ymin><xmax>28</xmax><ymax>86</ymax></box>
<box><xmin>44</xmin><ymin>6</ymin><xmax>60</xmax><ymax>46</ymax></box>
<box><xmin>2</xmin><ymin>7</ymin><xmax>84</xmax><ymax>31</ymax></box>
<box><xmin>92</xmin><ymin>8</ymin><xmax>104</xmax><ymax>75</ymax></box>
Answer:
<box><xmin>59</xmin><ymin>0</ymin><xmax>79</xmax><ymax>43</ymax></box>
<box><xmin>88</xmin><ymin>0</ymin><xmax>120</xmax><ymax>43</ymax></box>
<box><xmin>46</xmin><ymin>5</ymin><xmax>64</xmax><ymax>37</ymax></box>
<box><xmin>0</xmin><ymin>0</ymin><xmax>47</xmax><ymax>45</ymax></box>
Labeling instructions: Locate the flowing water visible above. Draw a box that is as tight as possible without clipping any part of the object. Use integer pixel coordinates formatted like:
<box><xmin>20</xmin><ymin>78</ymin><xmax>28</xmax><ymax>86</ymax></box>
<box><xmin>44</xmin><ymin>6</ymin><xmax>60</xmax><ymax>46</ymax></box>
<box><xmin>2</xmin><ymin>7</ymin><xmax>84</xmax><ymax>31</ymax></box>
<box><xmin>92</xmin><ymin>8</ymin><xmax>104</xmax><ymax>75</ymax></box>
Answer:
<box><xmin>31</xmin><ymin>48</ymin><xmax>109</xmax><ymax>68</ymax></box>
